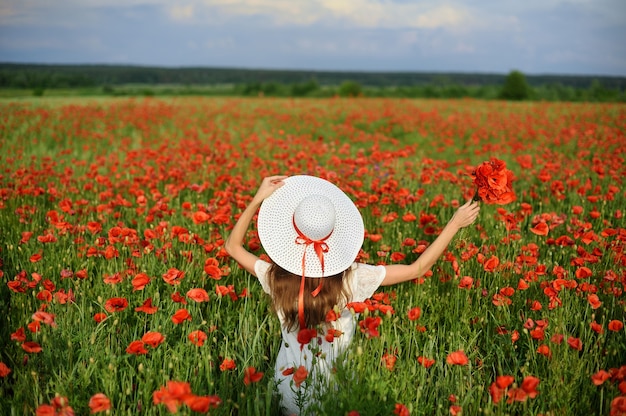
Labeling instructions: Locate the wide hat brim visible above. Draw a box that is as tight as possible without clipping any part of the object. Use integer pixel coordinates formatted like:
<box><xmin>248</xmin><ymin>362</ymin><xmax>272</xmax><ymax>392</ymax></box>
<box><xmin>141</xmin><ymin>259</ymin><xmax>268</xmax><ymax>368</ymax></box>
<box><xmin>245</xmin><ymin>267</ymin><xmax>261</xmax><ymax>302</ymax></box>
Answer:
<box><xmin>257</xmin><ymin>175</ymin><xmax>364</xmax><ymax>278</ymax></box>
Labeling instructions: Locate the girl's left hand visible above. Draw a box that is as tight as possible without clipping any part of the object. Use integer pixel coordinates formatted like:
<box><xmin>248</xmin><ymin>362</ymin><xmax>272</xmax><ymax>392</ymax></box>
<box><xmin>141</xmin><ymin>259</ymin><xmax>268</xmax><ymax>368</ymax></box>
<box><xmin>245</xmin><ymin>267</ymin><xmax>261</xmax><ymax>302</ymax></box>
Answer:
<box><xmin>253</xmin><ymin>176</ymin><xmax>287</xmax><ymax>203</ymax></box>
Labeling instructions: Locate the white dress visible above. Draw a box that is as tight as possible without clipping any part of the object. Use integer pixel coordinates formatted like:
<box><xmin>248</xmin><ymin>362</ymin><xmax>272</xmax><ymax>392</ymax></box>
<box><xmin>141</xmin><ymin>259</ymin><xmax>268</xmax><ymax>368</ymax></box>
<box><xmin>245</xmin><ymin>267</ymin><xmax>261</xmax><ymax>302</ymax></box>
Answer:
<box><xmin>255</xmin><ymin>260</ymin><xmax>386</xmax><ymax>416</ymax></box>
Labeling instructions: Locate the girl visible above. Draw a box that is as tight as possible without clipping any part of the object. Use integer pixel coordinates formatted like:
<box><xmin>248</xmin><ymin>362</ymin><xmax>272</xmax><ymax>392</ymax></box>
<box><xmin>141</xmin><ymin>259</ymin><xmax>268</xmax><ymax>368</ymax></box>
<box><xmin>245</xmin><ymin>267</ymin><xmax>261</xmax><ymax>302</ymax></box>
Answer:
<box><xmin>225</xmin><ymin>175</ymin><xmax>480</xmax><ymax>415</ymax></box>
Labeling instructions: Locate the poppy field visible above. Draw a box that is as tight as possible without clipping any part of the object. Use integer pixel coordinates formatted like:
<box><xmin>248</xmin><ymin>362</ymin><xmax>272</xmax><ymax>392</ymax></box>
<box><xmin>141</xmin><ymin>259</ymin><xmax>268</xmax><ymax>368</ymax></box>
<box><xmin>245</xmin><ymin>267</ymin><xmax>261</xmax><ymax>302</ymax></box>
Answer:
<box><xmin>0</xmin><ymin>97</ymin><xmax>625</xmax><ymax>415</ymax></box>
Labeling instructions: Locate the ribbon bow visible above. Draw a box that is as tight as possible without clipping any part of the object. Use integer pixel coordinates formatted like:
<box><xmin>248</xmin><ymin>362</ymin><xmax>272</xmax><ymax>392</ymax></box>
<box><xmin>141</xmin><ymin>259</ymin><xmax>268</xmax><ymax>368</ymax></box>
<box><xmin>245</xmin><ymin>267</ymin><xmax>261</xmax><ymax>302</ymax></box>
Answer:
<box><xmin>293</xmin><ymin>216</ymin><xmax>333</xmax><ymax>329</ymax></box>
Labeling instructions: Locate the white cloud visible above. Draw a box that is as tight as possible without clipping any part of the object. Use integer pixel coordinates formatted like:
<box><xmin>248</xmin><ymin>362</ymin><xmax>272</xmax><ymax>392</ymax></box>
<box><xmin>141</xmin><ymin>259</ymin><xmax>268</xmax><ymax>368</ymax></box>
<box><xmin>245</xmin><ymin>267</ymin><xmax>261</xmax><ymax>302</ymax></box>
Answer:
<box><xmin>169</xmin><ymin>4</ymin><xmax>195</xmax><ymax>21</ymax></box>
<box><xmin>182</xmin><ymin>0</ymin><xmax>476</xmax><ymax>29</ymax></box>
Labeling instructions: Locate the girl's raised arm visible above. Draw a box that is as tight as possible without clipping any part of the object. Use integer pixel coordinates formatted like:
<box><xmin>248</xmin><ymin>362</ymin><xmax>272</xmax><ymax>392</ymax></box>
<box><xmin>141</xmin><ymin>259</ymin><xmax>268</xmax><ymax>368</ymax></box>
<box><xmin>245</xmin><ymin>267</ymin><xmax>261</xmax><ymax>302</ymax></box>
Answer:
<box><xmin>224</xmin><ymin>176</ymin><xmax>287</xmax><ymax>276</ymax></box>
<box><xmin>381</xmin><ymin>199</ymin><xmax>480</xmax><ymax>286</ymax></box>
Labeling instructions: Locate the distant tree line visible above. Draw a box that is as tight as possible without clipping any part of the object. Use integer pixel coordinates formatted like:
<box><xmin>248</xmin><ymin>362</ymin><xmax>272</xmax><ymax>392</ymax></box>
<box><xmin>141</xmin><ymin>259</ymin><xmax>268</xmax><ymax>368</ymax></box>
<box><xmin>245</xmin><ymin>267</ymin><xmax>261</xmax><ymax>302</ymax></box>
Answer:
<box><xmin>0</xmin><ymin>63</ymin><xmax>624</xmax><ymax>102</ymax></box>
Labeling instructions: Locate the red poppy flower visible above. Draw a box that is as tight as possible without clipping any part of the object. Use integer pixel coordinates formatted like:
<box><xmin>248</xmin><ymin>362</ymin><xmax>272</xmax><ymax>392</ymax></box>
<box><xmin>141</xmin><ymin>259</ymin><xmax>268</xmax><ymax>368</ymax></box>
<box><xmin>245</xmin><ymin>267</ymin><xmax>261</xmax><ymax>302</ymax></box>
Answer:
<box><xmin>324</xmin><ymin>328</ymin><xmax>343</xmax><ymax>342</ymax></box>
<box><xmin>611</xmin><ymin>396</ymin><xmax>626</xmax><ymax>416</ymax></box>
<box><xmin>37</xmin><ymin>290</ymin><xmax>52</xmax><ymax>302</ymax></box>
<box><xmin>0</xmin><ymin>362</ymin><xmax>11</xmax><ymax>378</ymax></box>
<box><xmin>470</xmin><ymin>158</ymin><xmax>516</xmax><ymax>205</ymax></box>
<box><xmin>446</xmin><ymin>350</ymin><xmax>469</xmax><ymax>366</ymax></box>
<box><xmin>292</xmin><ymin>365</ymin><xmax>308</xmax><ymax>388</ymax></box>
<box><xmin>530</xmin><ymin>222</ymin><xmax>549</xmax><ymax>236</ymax></box>
<box><xmin>135</xmin><ymin>298</ymin><xmax>158</xmax><ymax>314</ymax></box>
<box><xmin>162</xmin><ymin>268</ymin><xmax>185</xmax><ymax>285</ymax></box>
<box><xmin>326</xmin><ymin>309</ymin><xmax>340</xmax><ymax>322</ymax></box>
<box><xmin>492</xmin><ymin>294</ymin><xmax>512</xmax><ymax>307</ymax></box>
<box><xmin>126</xmin><ymin>340</ymin><xmax>148</xmax><ymax>355</ymax></box>
<box><xmin>220</xmin><ymin>358</ymin><xmax>236</xmax><ymax>371</ymax></box>
<box><xmin>350</xmin><ymin>301</ymin><xmax>373</xmax><ymax>313</ymax></box>
<box><xmin>132</xmin><ymin>273</ymin><xmax>151</xmax><ymax>291</ymax></box>
<box><xmin>368</xmin><ymin>234</ymin><xmax>383</xmax><ymax>242</ymax></box>
<box><xmin>7</xmin><ymin>280</ymin><xmax>27</xmax><ymax>293</ymax></box>
<box><xmin>297</xmin><ymin>328</ymin><xmax>318</xmax><ymax>350</ymax></box>
<box><xmin>575</xmin><ymin>267</ymin><xmax>592</xmax><ymax>279</ymax></box>
<box><xmin>27</xmin><ymin>320</ymin><xmax>40</xmax><ymax>333</ymax></box>
<box><xmin>89</xmin><ymin>393</ymin><xmax>111</xmax><ymax>413</ymax></box>
<box><xmin>42</xmin><ymin>279</ymin><xmax>55</xmax><ymax>291</ymax></box>
<box><xmin>417</xmin><ymin>356</ymin><xmax>435</xmax><ymax>368</ymax></box>
<box><xmin>22</xmin><ymin>341</ymin><xmax>42</xmax><ymax>353</ymax></box>
<box><xmin>20</xmin><ymin>231</ymin><xmax>33</xmax><ymax>244</ymax></box>
<box><xmin>402</xmin><ymin>212</ymin><xmax>417</xmax><ymax>222</ymax></box>
<box><xmin>489</xmin><ymin>383</ymin><xmax>505</xmax><ymax>404</ymax></box>
<box><xmin>591</xmin><ymin>370</ymin><xmax>611</xmax><ymax>386</ymax></box>
<box><xmin>103</xmin><ymin>245</ymin><xmax>119</xmax><ymax>260</ymax></box>
<box><xmin>142</xmin><ymin>331</ymin><xmax>165</xmax><ymax>348</ymax></box>
<box><xmin>189</xmin><ymin>330</ymin><xmax>207</xmax><ymax>346</ymax></box>
<box><xmin>359</xmin><ymin>316</ymin><xmax>382</xmax><ymax>338</ymax></box>
<box><xmin>93</xmin><ymin>313</ymin><xmax>107</xmax><ymax>323</ymax></box>
<box><xmin>517</xmin><ymin>278</ymin><xmax>529</xmax><ymax>290</ymax></box>
<box><xmin>608</xmin><ymin>320</ymin><xmax>624</xmax><ymax>332</ymax></box>
<box><xmin>192</xmin><ymin>211</ymin><xmax>210</xmax><ymax>224</ymax></box>
<box><xmin>153</xmin><ymin>381</ymin><xmax>193</xmax><ymax>413</ymax></box>
<box><xmin>172</xmin><ymin>309</ymin><xmax>191</xmax><ymax>324</ymax></box>
<box><xmin>590</xmin><ymin>320</ymin><xmax>604</xmax><ymax>334</ymax></box>
<box><xmin>215</xmin><ymin>284</ymin><xmax>238</xmax><ymax>301</ymax></box>
<box><xmin>393</xmin><ymin>403</ymin><xmax>410</xmax><ymax>416</ymax></box>
<box><xmin>458</xmin><ymin>276</ymin><xmax>473</xmax><ymax>289</ymax></box>
<box><xmin>449</xmin><ymin>405</ymin><xmax>462</xmax><ymax>415</ymax></box>
<box><xmin>537</xmin><ymin>344</ymin><xmax>552</xmax><ymax>358</ymax></box>
<box><xmin>103</xmin><ymin>272</ymin><xmax>123</xmax><ymax>285</ymax></box>
<box><xmin>55</xmin><ymin>289</ymin><xmax>75</xmax><ymax>305</ymax></box>
<box><xmin>184</xmin><ymin>395</ymin><xmax>222</xmax><ymax>413</ymax></box>
<box><xmin>567</xmin><ymin>337</ymin><xmax>583</xmax><ymax>351</ymax></box>
<box><xmin>104</xmin><ymin>297</ymin><xmax>128</xmax><ymax>313</ymax></box>
<box><xmin>36</xmin><ymin>404</ymin><xmax>55</xmax><ymax>415</ymax></box>
<box><xmin>204</xmin><ymin>258</ymin><xmax>222</xmax><ymax>280</ymax></box>
<box><xmin>187</xmin><ymin>288</ymin><xmax>210</xmax><ymax>302</ymax></box>
<box><xmin>243</xmin><ymin>366</ymin><xmax>263</xmax><ymax>385</ymax></box>
<box><xmin>382</xmin><ymin>353</ymin><xmax>397</xmax><ymax>371</ymax></box>
<box><xmin>588</xmin><ymin>294</ymin><xmax>602</xmax><ymax>309</ymax></box>
<box><xmin>530</xmin><ymin>327</ymin><xmax>545</xmax><ymax>340</ymax></box>
<box><xmin>38</xmin><ymin>396</ymin><xmax>73</xmax><ymax>416</ymax></box>
<box><xmin>382</xmin><ymin>212</ymin><xmax>398</xmax><ymax>223</ymax></box>
<box><xmin>170</xmin><ymin>291</ymin><xmax>187</xmax><ymax>304</ymax></box>
<box><xmin>506</xmin><ymin>387</ymin><xmax>528</xmax><ymax>403</ymax></box>
<box><xmin>32</xmin><ymin>311</ymin><xmax>57</xmax><ymax>327</ymax></box>
<box><xmin>483</xmin><ymin>255</ymin><xmax>500</xmax><ymax>272</ymax></box>
<box><xmin>550</xmin><ymin>334</ymin><xmax>564</xmax><ymax>344</ymax></box>
<box><xmin>390</xmin><ymin>252</ymin><xmax>406</xmax><ymax>262</ymax></box>
<box><xmin>521</xmin><ymin>375</ymin><xmax>540</xmax><ymax>398</ymax></box>
<box><xmin>37</xmin><ymin>233</ymin><xmax>57</xmax><ymax>243</ymax></box>
<box><xmin>407</xmin><ymin>307</ymin><xmax>421</xmax><ymax>321</ymax></box>
<box><xmin>495</xmin><ymin>375</ymin><xmax>514</xmax><ymax>389</ymax></box>
<box><xmin>11</xmin><ymin>327</ymin><xmax>26</xmax><ymax>342</ymax></box>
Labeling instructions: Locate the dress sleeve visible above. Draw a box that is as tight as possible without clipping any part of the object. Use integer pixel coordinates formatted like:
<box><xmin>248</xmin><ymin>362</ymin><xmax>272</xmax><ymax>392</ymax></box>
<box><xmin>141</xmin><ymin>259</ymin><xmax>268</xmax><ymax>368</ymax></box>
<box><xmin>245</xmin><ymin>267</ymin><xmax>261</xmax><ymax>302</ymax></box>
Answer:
<box><xmin>349</xmin><ymin>263</ymin><xmax>386</xmax><ymax>302</ymax></box>
<box><xmin>254</xmin><ymin>259</ymin><xmax>272</xmax><ymax>295</ymax></box>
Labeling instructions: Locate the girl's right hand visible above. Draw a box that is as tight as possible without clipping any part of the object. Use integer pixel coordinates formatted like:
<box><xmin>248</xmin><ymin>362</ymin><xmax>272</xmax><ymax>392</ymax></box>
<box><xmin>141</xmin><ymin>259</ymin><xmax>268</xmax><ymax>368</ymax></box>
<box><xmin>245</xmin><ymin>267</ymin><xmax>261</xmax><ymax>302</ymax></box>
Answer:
<box><xmin>253</xmin><ymin>176</ymin><xmax>288</xmax><ymax>203</ymax></box>
<box><xmin>450</xmin><ymin>199</ymin><xmax>481</xmax><ymax>229</ymax></box>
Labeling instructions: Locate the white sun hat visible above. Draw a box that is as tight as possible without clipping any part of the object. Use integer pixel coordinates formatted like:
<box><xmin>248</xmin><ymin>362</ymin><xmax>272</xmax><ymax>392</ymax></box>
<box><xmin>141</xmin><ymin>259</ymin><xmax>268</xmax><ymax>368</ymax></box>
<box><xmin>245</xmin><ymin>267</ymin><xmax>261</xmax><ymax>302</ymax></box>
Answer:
<box><xmin>257</xmin><ymin>175</ymin><xmax>364</xmax><ymax>278</ymax></box>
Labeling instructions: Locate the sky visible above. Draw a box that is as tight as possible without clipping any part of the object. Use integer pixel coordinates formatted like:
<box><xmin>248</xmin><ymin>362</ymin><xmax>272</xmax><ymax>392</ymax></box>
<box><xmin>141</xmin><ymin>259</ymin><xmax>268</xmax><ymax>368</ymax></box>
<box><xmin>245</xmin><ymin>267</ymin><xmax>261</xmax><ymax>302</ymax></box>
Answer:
<box><xmin>1</xmin><ymin>0</ymin><xmax>625</xmax><ymax>76</ymax></box>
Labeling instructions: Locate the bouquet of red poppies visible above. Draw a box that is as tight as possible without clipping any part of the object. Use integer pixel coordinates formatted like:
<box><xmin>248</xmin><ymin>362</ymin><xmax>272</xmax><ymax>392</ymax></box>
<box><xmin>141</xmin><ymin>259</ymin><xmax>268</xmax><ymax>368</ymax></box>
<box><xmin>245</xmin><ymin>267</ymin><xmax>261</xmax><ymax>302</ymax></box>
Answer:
<box><xmin>470</xmin><ymin>158</ymin><xmax>516</xmax><ymax>205</ymax></box>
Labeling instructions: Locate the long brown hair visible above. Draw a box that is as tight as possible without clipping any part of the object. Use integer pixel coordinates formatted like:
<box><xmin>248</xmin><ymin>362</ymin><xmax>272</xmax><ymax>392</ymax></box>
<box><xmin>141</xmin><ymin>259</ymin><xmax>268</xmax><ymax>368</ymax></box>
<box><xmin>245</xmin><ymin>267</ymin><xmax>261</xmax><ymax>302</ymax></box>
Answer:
<box><xmin>267</xmin><ymin>263</ymin><xmax>351</xmax><ymax>332</ymax></box>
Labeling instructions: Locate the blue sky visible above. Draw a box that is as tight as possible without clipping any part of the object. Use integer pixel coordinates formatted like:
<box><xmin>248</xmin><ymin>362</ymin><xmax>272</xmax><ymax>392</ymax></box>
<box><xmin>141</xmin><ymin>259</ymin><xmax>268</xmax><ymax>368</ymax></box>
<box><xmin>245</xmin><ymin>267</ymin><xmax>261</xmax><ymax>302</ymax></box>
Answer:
<box><xmin>1</xmin><ymin>0</ymin><xmax>625</xmax><ymax>76</ymax></box>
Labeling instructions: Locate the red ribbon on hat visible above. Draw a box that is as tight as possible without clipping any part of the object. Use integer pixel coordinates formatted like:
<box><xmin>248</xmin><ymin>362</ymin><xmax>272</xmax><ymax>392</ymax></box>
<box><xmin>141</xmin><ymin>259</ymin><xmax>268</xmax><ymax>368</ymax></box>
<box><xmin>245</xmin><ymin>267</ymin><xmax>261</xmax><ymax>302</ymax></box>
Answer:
<box><xmin>293</xmin><ymin>216</ymin><xmax>333</xmax><ymax>329</ymax></box>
